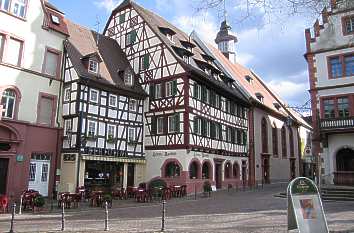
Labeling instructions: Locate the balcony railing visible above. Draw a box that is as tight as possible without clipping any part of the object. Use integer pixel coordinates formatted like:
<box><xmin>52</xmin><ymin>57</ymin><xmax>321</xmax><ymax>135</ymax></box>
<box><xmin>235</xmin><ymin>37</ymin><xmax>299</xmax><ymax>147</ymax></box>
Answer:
<box><xmin>320</xmin><ymin>117</ymin><xmax>354</xmax><ymax>130</ymax></box>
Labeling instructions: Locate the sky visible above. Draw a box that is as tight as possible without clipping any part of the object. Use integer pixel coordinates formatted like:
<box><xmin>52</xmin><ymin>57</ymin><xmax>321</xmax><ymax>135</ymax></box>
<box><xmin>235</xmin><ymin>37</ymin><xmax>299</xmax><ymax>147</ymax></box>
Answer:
<box><xmin>50</xmin><ymin>0</ymin><xmax>316</xmax><ymax>113</ymax></box>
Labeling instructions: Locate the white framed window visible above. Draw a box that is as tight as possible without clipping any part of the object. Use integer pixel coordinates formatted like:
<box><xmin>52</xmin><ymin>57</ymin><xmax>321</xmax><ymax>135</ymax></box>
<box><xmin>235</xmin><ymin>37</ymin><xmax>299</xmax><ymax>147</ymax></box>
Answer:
<box><xmin>128</xmin><ymin>127</ymin><xmax>136</xmax><ymax>142</ymax></box>
<box><xmin>215</xmin><ymin>94</ymin><xmax>220</xmax><ymax>108</ymax></box>
<box><xmin>11</xmin><ymin>0</ymin><xmax>27</xmax><ymax>18</ymax></box>
<box><xmin>88</xmin><ymin>59</ymin><xmax>98</xmax><ymax>73</ymax></box>
<box><xmin>108</xmin><ymin>94</ymin><xmax>117</xmax><ymax>107</ymax></box>
<box><xmin>29</xmin><ymin>163</ymin><xmax>36</xmax><ymax>182</ymax></box>
<box><xmin>129</xmin><ymin>99</ymin><xmax>137</xmax><ymax>111</ymax></box>
<box><xmin>0</xmin><ymin>0</ymin><xmax>10</xmax><ymax>11</ymax></box>
<box><xmin>90</xmin><ymin>89</ymin><xmax>98</xmax><ymax>103</ymax></box>
<box><xmin>41</xmin><ymin>164</ymin><xmax>49</xmax><ymax>182</ymax></box>
<box><xmin>205</xmin><ymin>89</ymin><xmax>210</xmax><ymax>104</ymax></box>
<box><xmin>64</xmin><ymin>120</ymin><xmax>72</xmax><ymax>136</ymax></box>
<box><xmin>124</xmin><ymin>70</ymin><xmax>134</xmax><ymax>86</ymax></box>
<box><xmin>88</xmin><ymin>121</ymin><xmax>97</xmax><ymax>137</ymax></box>
<box><xmin>64</xmin><ymin>88</ymin><xmax>70</xmax><ymax>101</ymax></box>
<box><xmin>183</xmin><ymin>55</ymin><xmax>189</xmax><ymax>64</ymax></box>
<box><xmin>37</xmin><ymin>95</ymin><xmax>55</xmax><ymax>126</ymax></box>
<box><xmin>5</xmin><ymin>38</ymin><xmax>23</xmax><ymax>66</ymax></box>
<box><xmin>157</xmin><ymin>117</ymin><xmax>164</xmax><ymax>134</ymax></box>
<box><xmin>107</xmin><ymin>124</ymin><xmax>116</xmax><ymax>138</ymax></box>
<box><xmin>206</xmin><ymin>121</ymin><xmax>210</xmax><ymax>137</ymax></box>
<box><xmin>168</xmin><ymin>114</ymin><xmax>179</xmax><ymax>133</ymax></box>
<box><xmin>43</xmin><ymin>49</ymin><xmax>60</xmax><ymax>77</ymax></box>
<box><xmin>51</xmin><ymin>14</ymin><xmax>60</xmax><ymax>25</ymax></box>
<box><xmin>155</xmin><ymin>84</ymin><xmax>162</xmax><ymax>99</ymax></box>
<box><xmin>166</xmin><ymin>81</ymin><xmax>173</xmax><ymax>97</ymax></box>
<box><xmin>1</xmin><ymin>89</ymin><xmax>16</xmax><ymax>119</ymax></box>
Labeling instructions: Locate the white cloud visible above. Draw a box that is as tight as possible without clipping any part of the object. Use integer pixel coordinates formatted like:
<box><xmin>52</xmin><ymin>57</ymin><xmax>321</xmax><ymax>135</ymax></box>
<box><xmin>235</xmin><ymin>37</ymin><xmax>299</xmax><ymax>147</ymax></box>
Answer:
<box><xmin>268</xmin><ymin>80</ymin><xmax>308</xmax><ymax>101</ymax></box>
<box><xmin>94</xmin><ymin>0</ymin><xmax>122</xmax><ymax>13</ymax></box>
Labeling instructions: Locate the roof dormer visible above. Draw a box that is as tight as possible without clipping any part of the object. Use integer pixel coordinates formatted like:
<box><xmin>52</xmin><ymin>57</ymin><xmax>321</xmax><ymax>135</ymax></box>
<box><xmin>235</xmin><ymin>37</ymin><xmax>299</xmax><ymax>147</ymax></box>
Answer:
<box><xmin>255</xmin><ymin>92</ymin><xmax>264</xmax><ymax>103</ymax></box>
<box><xmin>81</xmin><ymin>52</ymin><xmax>102</xmax><ymax>74</ymax></box>
<box><xmin>180</xmin><ymin>39</ymin><xmax>196</xmax><ymax>52</ymax></box>
<box><xmin>159</xmin><ymin>27</ymin><xmax>176</xmax><ymax>44</ymax></box>
<box><xmin>245</xmin><ymin>75</ymin><xmax>253</xmax><ymax>83</ymax></box>
<box><xmin>273</xmin><ymin>102</ymin><xmax>281</xmax><ymax>110</ymax></box>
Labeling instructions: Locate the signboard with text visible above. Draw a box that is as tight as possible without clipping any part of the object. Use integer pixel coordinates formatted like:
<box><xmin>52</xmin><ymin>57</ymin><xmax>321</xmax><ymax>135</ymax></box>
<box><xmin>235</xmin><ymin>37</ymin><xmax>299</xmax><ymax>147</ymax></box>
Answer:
<box><xmin>287</xmin><ymin>177</ymin><xmax>328</xmax><ymax>233</ymax></box>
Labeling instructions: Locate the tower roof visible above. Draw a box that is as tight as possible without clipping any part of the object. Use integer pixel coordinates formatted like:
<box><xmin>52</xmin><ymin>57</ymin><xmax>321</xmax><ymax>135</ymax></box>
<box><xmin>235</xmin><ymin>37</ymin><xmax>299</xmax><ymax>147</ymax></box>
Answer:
<box><xmin>215</xmin><ymin>20</ymin><xmax>237</xmax><ymax>44</ymax></box>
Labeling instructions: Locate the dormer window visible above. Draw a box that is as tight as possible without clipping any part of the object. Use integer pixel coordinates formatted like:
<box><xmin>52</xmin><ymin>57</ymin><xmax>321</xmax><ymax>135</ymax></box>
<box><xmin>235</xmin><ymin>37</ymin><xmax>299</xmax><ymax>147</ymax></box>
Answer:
<box><xmin>205</xmin><ymin>68</ymin><xmax>211</xmax><ymax>75</ymax></box>
<box><xmin>255</xmin><ymin>92</ymin><xmax>264</xmax><ymax>103</ymax></box>
<box><xmin>273</xmin><ymin>102</ymin><xmax>281</xmax><ymax>110</ymax></box>
<box><xmin>183</xmin><ymin>55</ymin><xmax>190</xmax><ymax>64</ymax></box>
<box><xmin>166</xmin><ymin>34</ymin><xmax>174</xmax><ymax>43</ymax></box>
<box><xmin>88</xmin><ymin>59</ymin><xmax>98</xmax><ymax>73</ymax></box>
<box><xmin>51</xmin><ymin>14</ymin><xmax>60</xmax><ymax>25</ymax></box>
<box><xmin>245</xmin><ymin>75</ymin><xmax>253</xmax><ymax>83</ymax></box>
<box><xmin>124</xmin><ymin>70</ymin><xmax>134</xmax><ymax>86</ymax></box>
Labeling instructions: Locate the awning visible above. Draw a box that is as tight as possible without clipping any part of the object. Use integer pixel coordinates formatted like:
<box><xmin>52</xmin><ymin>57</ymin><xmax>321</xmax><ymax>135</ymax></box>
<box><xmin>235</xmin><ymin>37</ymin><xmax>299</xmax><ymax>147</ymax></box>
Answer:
<box><xmin>81</xmin><ymin>155</ymin><xmax>146</xmax><ymax>164</ymax></box>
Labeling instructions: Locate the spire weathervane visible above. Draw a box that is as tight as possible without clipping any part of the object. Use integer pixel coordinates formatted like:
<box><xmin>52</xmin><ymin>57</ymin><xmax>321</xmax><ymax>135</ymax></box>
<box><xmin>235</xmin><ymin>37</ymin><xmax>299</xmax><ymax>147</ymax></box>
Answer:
<box><xmin>223</xmin><ymin>0</ymin><xmax>227</xmax><ymax>21</ymax></box>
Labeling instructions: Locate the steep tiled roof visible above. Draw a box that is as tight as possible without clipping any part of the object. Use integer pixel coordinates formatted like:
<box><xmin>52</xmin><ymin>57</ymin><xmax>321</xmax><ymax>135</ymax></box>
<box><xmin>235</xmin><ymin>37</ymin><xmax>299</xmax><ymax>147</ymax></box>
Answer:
<box><xmin>65</xmin><ymin>20</ymin><xmax>146</xmax><ymax>98</ymax></box>
<box><xmin>42</xmin><ymin>1</ymin><xmax>68</xmax><ymax>36</ymax></box>
<box><xmin>108</xmin><ymin>0</ymin><xmax>248</xmax><ymax>104</ymax></box>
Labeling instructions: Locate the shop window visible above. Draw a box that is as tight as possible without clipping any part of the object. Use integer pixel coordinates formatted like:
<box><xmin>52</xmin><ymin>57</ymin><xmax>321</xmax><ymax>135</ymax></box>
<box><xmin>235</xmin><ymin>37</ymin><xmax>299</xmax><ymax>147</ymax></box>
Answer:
<box><xmin>202</xmin><ymin>162</ymin><xmax>211</xmax><ymax>179</ymax></box>
<box><xmin>233</xmin><ymin>163</ymin><xmax>240</xmax><ymax>179</ymax></box>
<box><xmin>224</xmin><ymin>162</ymin><xmax>232</xmax><ymax>179</ymax></box>
<box><xmin>189</xmin><ymin>161</ymin><xmax>199</xmax><ymax>179</ymax></box>
<box><xmin>165</xmin><ymin>162</ymin><xmax>180</xmax><ymax>177</ymax></box>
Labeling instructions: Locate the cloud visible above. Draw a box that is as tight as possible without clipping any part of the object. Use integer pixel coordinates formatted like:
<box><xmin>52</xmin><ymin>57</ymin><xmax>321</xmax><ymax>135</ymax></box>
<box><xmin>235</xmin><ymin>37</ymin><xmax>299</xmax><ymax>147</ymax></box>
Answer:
<box><xmin>94</xmin><ymin>0</ymin><xmax>122</xmax><ymax>13</ymax></box>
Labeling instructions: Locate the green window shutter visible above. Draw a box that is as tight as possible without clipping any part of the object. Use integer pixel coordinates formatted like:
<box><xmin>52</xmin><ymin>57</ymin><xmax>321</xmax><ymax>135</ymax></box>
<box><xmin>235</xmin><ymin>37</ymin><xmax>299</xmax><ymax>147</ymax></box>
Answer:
<box><xmin>149</xmin><ymin>84</ymin><xmax>155</xmax><ymax>100</ymax></box>
<box><xmin>144</xmin><ymin>54</ymin><xmax>150</xmax><ymax>70</ymax></box>
<box><xmin>175</xmin><ymin>113</ymin><xmax>180</xmax><ymax>132</ymax></box>
<box><xmin>119</xmin><ymin>13</ymin><xmax>125</xmax><ymax>24</ymax></box>
<box><xmin>172</xmin><ymin>80</ymin><xmax>177</xmax><ymax>96</ymax></box>
<box><xmin>130</xmin><ymin>30</ymin><xmax>137</xmax><ymax>44</ymax></box>
<box><xmin>193</xmin><ymin>83</ymin><xmax>198</xmax><ymax>98</ymax></box>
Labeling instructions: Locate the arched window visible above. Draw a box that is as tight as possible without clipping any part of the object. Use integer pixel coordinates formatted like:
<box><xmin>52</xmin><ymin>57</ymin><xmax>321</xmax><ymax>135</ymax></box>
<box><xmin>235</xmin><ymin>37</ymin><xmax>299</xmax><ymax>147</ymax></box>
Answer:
<box><xmin>1</xmin><ymin>89</ymin><xmax>16</xmax><ymax>119</ymax></box>
<box><xmin>281</xmin><ymin>126</ymin><xmax>287</xmax><ymax>158</ymax></box>
<box><xmin>165</xmin><ymin>162</ymin><xmax>181</xmax><ymax>178</ymax></box>
<box><xmin>189</xmin><ymin>161</ymin><xmax>199</xmax><ymax>179</ymax></box>
<box><xmin>289</xmin><ymin>127</ymin><xmax>294</xmax><ymax>157</ymax></box>
<box><xmin>272</xmin><ymin>123</ymin><xmax>278</xmax><ymax>157</ymax></box>
<box><xmin>233</xmin><ymin>162</ymin><xmax>240</xmax><ymax>179</ymax></box>
<box><xmin>224</xmin><ymin>161</ymin><xmax>232</xmax><ymax>179</ymax></box>
<box><xmin>202</xmin><ymin>162</ymin><xmax>211</xmax><ymax>179</ymax></box>
<box><xmin>261</xmin><ymin>117</ymin><xmax>268</xmax><ymax>153</ymax></box>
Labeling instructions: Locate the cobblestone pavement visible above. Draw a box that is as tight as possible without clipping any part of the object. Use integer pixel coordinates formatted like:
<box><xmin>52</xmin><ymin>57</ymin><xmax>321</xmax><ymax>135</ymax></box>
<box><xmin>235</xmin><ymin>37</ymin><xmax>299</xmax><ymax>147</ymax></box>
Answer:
<box><xmin>0</xmin><ymin>184</ymin><xmax>354</xmax><ymax>233</ymax></box>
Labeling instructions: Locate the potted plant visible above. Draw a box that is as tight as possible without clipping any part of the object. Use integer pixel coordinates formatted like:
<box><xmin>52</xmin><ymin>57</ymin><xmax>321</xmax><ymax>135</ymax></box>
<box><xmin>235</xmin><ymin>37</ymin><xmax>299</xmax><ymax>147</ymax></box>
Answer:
<box><xmin>203</xmin><ymin>181</ymin><xmax>212</xmax><ymax>197</ymax></box>
<box><xmin>33</xmin><ymin>195</ymin><xmax>45</xmax><ymax>212</ymax></box>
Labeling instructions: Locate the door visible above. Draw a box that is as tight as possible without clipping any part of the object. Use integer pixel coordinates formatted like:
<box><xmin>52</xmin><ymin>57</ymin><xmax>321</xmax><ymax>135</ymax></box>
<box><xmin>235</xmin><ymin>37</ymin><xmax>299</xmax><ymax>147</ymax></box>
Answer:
<box><xmin>127</xmin><ymin>163</ymin><xmax>135</xmax><ymax>187</ymax></box>
<box><xmin>28</xmin><ymin>160</ymin><xmax>50</xmax><ymax>196</ymax></box>
<box><xmin>263</xmin><ymin>157</ymin><xmax>270</xmax><ymax>184</ymax></box>
<box><xmin>215</xmin><ymin>163</ymin><xmax>222</xmax><ymax>189</ymax></box>
<box><xmin>0</xmin><ymin>158</ymin><xmax>9</xmax><ymax>195</ymax></box>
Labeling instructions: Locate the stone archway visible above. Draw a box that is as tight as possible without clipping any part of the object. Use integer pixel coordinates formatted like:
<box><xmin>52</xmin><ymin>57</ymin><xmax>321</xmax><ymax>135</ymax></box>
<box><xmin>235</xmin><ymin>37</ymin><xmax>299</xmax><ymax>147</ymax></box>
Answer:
<box><xmin>334</xmin><ymin>148</ymin><xmax>354</xmax><ymax>186</ymax></box>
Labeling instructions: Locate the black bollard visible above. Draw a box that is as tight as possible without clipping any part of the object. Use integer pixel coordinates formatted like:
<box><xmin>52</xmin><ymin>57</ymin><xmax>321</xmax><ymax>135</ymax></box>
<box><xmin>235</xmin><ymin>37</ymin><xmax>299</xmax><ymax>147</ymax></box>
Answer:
<box><xmin>104</xmin><ymin>201</ymin><xmax>109</xmax><ymax>231</ymax></box>
<box><xmin>161</xmin><ymin>200</ymin><xmax>166</xmax><ymax>232</ymax></box>
<box><xmin>61</xmin><ymin>202</ymin><xmax>65</xmax><ymax>231</ymax></box>
<box><xmin>9</xmin><ymin>203</ymin><xmax>16</xmax><ymax>233</ymax></box>
<box><xmin>19</xmin><ymin>195</ymin><xmax>23</xmax><ymax>215</ymax></box>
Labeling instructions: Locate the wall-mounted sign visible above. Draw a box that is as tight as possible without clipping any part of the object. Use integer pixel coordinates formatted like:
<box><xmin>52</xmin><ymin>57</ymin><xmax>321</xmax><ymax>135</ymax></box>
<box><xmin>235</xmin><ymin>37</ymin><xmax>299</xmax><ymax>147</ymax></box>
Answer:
<box><xmin>16</xmin><ymin>154</ymin><xmax>25</xmax><ymax>162</ymax></box>
<box><xmin>287</xmin><ymin>177</ymin><xmax>328</xmax><ymax>233</ymax></box>
<box><xmin>63</xmin><ymin>154</ymin><xmax>76</xmax><ymax>162</ymax></box>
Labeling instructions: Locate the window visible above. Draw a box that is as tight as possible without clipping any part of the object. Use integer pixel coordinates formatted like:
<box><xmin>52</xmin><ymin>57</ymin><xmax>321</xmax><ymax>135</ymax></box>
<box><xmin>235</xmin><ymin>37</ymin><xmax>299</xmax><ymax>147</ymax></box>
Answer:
<box><xmin>183</xmin><ymin>55</ymin><xmax>189</xmax><ymax>64</ymax></box>
<box><xmin>344</xmin><ymin>55</ymin><xmax>354</xmax><ymax>76</ymax></box>
<box><xmin>124</xmin><ymin>70</ymin><xmax>134</xmax><ymax>86</ymax></box>
<box><xmin>281</xmin><ymin>126</ymin><xmax>287</xmax><ymax>158</ymax></box>
<box><xmin>5</xmin><ymin>38</ymin><xmax>23</xmax><ymax>66</ymax></box>
<box><xmin>166</xmin><ymin>34</ymin><xmax>174</xmax><ymax>43</ymax></box>
<box><xmin>88</xmin><ymin>121</ymin><xmax>96</xmax><ymax>137</ymax></box>
<box><xmin>90</xmin><ymin>89</ymin><xmax>98</xmax><ymax>103</ymax></box>
<box><xmin>157</xmin><ymin>117</ymin><xmax>164</xmax><ymax>134</ymax></box>
<box><xmin>108</xmin><ymin>94</ymin><xmax>117</xmax><ymax>107</ymax></box>
<box><xmin>140</xmin><ymin>54</ymin><xmax>149</xmax><ymax>70</ymax></box>
<box><xmin>343</xmin><ymin>16</ymin><xmax>354</xmax><ymax>34</ymax></box>
<box><xmin>165</xmin><ymin>162</ymin><xmax>180</xmax><ymax>177</ymax></box>
<box><xmin>107</xmin><ymin>124</ymin><xmax>115</xmax><ymax>138</ymax></box>
<box><xmin>1</xmin><ymin>89</ymin><xmax>16</xmax><ymax>119</ymax></box>
<box><xmin>43</xmin><ymin>49</ymin><xmax>60</xmax><ymax>77</ymax></box>
<box><xmin>261</xmin><ymin>118</ymin><xmax>268</xmax><ymax>153</ymax></box>
<box><xmin>51</xmin><ymin>14</ymin><xmax>60</xmax><ymax>24</ymax></box>
<box><xmin>189</xmin><ymin>161</ymin><xmax>199</xmax><ymax>179</ymax></box>
<box><xmin>64</xmin><ymin>120</ymin><xmax>72</xmax><ymax>136</ymax></box>
<box><xmin>193</xmin><ymin>83</ymin><xmax>201</xmax><ymax>99</ymax></box>
<box><xmin>193</xmin><ymin>117</ymin><xmax>201</xmax><ymax>135</ymax></box>
<box><xmin>64</xmin><ymin>88</ymin><xmax>70</xmax><ymax>101</ymax></box>
<box><xmin>272</xmin><ymin>124</ymin><xmax>278</xmax><ymax>157</ymax></box>
<box><xmin>126</xmin><ymin>30</ymin><xmax>137</xmax><ymax>45</ymax></box>
<box><xmin>201</xmin><ymin>86</ymin><xmax>207</xmax><ymax>102</ymax></box>
<box><xmin>215</xmin><ymin>94</ymin><xmax>220</xmax><ymax>108</ymax></box>
<box><xmin>119</xmin><ymin>13</ymin><xmax>125</xmax><ymax>24</ymax></box>
<box><xmin>166</xmin><ymin>80</ymin><xmax>177</xmax><ymax>97</ymax></box>
<box><xmin>37</xmin><ymin>95</ymin><xmax>55</xmax><ymax>126</ymax></box>
<box><xmin>88</xmin><ymin>59</ymin><xmax>98</xmax><ymax>73</ymax></box>
<box><xmin>155</xmin><ymin>84</ymin><xmax>162</xmax><ymax>99</ymax></box>
<box><xmin>11</xmin><ymin>0</ymin><xmax>26</xmax><ymax>18</ymax></box>
<box><xmin>338</xmin><ymin>97</ymin><xmax>350</xmax><ymax>117</ymax></box>
<box><xmin>168</xmin><ymin>114</ymin><xmax>179</xmax><ymax>133</ymax></box>
<box><xmin>323</xmin><ymin>99</ymin><xmax>335</xmax><ymax>118</ymax></box>
<box><xmin>29</xmin><ymin>163</ymin><xmax>36</xmax><ymax>182</ymax></box>
<box><xmin>41</xmin><ymin>164</ymin><xmax>49</xmax><ymax>182</ymax></box>
<box><xmin>330</xmin><ymin>57</ymin><xmax>343</xmax><ymax>78</ymax></box>
<box><xmin>224</xmin><ymin>162</ymin><xmax>231</xmax><ymax>179</ymax></box>
<box><xmin>129</xmin><ymin>99</ymin><xmax>137</xmax><ymax>111</ymax></box>
<box><xmin>0</xmin><ymin>34</ymin><xmax>5</xmax><ymax>61</ymax></box>
<box><xmin>128</xmin><ymin>127</ymin><xmax>135</xmax><ymax>142</ymax></box>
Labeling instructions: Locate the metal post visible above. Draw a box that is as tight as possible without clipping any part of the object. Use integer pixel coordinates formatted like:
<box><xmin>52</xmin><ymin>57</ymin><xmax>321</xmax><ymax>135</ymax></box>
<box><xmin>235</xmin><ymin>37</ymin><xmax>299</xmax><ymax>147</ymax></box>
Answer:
<box><xmin>9</xmin><ymin>203</ymin><xmax>16</xmax><ymax>233</ymax></box>
<box><xmin>104</xmin><ymin>201</ymin><xmax>109</xmax><ymax>231</ymax></box>
<box><xmin>161</xmin><ymin>200</ymin><xmax>166</xmax><ymax>232</ymax></box>
<box><xmin>19</xmin><ymin>195</ymin><xmax>23</xmax><ymax>215</ymax></box>
<box><xmin>61</xmin><ymin>202</ymin><xmax>65</xmax><ymax>231</ymax></box>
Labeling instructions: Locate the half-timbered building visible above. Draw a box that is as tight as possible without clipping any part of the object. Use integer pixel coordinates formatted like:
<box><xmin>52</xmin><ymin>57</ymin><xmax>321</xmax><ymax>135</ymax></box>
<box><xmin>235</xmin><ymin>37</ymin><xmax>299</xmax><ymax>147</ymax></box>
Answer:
<box><xmin>59</xmin><ymin>20</ymin><xmax>147</xmax><ymax>193</ymax></box>
<box><xmin>104</xmin><ymin>0</ymin><xmax>250</xmax><ymax>192</ymax></box>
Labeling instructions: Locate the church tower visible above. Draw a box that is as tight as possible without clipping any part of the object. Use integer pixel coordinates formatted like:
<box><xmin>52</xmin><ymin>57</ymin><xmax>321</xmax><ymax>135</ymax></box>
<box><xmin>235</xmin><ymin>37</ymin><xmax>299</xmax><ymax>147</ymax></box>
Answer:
<box><xmin>215</xmin><ymin>20</ymin><xmax>237</xmax><ymax>63</ymax></box>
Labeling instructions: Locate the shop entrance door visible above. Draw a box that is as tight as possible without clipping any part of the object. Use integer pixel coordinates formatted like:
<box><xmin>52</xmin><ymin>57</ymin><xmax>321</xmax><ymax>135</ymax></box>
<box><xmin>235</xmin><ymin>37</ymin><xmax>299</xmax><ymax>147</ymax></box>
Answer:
<box><xmin>0</xmin><ymin>158</ymin><xmax>9</xmax><ymax>195</ymax></box>
<box><xmin>127</xmin><ymin>164</ymin><xmax>135</xmax><ymax>187</ymax></box>
<box><xmin>28</xmin><ymin>160</ymin><xmax>50</xmax><ymax>196</ymax></box>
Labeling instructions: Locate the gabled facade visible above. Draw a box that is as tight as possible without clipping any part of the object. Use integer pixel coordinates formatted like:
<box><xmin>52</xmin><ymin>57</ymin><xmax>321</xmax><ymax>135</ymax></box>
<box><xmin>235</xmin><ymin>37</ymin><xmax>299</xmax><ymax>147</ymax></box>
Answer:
<box><xmin>59</xmin><ymin>20</ymin><xmax>147</xmax><ymax>193</ymax></box>
<box><xmin>104</xmin><ymin>0</ymin><xmax>250</xmax><ymax>192</ymax></box>
<box><xmin>305</xmin><ymin>0</ymin><xmax>354</xmax><ymax>186</ymax></box>
<box><xmin>0</xmin><ymin>0</ymin><xmax>68</xmax><ymax>197</ymax></box>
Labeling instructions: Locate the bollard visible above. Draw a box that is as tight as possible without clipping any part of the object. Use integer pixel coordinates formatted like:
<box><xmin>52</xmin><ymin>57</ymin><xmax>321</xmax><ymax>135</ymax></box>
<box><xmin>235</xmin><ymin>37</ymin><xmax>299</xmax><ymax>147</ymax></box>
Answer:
<box><xmin>9</xmin><ymin>203</ymin><xmax>16</xmax><ymax>233</ymax></box>
<box><xmin>194</xmin><ymin>183</ymin><xmax>197</xmax><ymax>200</ymax></box>
<box><xmin>104</xmin><ymin>201</ymin><xmax>109</xmax><ymax>231</ymax></box>
<box><xmin>19</xmin><ymin>195</ymin><xmax>23</xmax><ymax>215</ymax></box>
<box><xmin>61</xmin><ymin>202</ymin><xmax>65</xmax><ymax>231</ymax></box>
<box><xmin>161</xmin><ymin>200</ymin><xmax>166</xmax><ymax>232</ymax></box>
